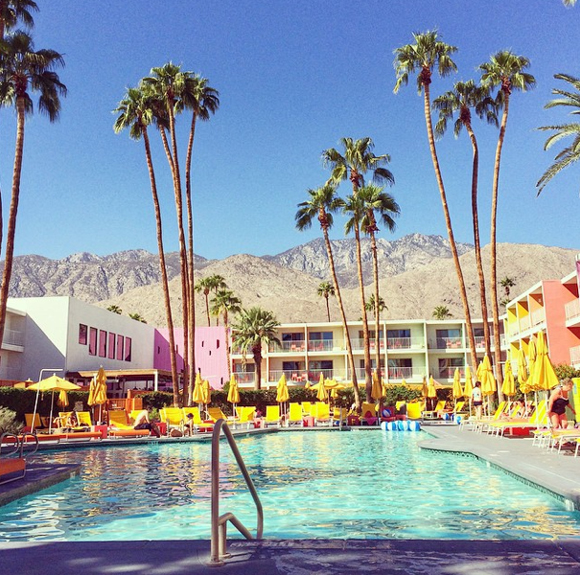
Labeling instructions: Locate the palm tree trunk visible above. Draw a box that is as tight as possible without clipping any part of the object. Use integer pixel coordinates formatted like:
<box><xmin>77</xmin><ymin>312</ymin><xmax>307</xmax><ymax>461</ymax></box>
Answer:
<box><xmin>185</xmin><ymin>112</ymin><xmax>198</xmax><ymax>404</ymax></box>
<box><xmin>490</xmin><ymin>93</ymin><xmax>510</xmax><ymax>390</ymax></box>
<box><xmin>422</xmin><ymin>81</ymin><xmax>478</xmax><ymax>372</ymax></box>
<box><xmin>142</xmin><ymin>126</ymin><xmax>180</xmax><ymax>405</ymax></box>
<box><xmin>253</xmin><ymin>345</ymin><xmax>262</xmax><ymax>390</ymax></box>
<box><xmin>224</xmin><ymin>311</ymin><xmax>232</xmax><ymax>379</ymax></box>
<box><xmin>370</xmin><ymin>230</ymin><xmax>382</xmax><ymax>378</ymax></box>
<box><xmin>466</xmin><ymin>123</ymin><xmax>492</xmax><ymax>361</ymax></box>
<box><xmin>205</xmin><ymin>293</ymin><xmax>211</xmax><ymax>327</ymax></box>
<box><xmin>325</xmin><ymin>295</ymin><xmax>330</xmax><ymax>322</ymax></box>
<box><xmin>0</xmin><ymin>98</ymin><xmax>25</xmax><ymax>347</ymax></box>
<box><xmin>322</xmin><ymin>229</ymin><xmax>361</xmax><ymax>409</ymax></box>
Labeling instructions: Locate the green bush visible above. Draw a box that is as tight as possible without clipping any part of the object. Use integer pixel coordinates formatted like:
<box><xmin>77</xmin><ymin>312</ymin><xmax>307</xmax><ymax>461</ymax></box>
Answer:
<box><xmin>0</xmin><ymin>406</ymin><xmax>22</xmax><ymax>434</ymax></box>
<box><xmin>554</xmin><ymin>364</ymin><xmax>580</xmax><ymax>380</ymax></box>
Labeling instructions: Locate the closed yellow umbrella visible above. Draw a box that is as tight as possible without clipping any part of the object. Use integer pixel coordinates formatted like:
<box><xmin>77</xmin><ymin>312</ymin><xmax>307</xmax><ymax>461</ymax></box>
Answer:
<box><xmin>202</xmin><ymin>379</ymin><xmax>211</xmax><ymax>405</ymax></box>
<box><xmin>58</xmin><ymin>389</ymin><xmax>69</xmax><ymax>408</ymax></box>
<box><xmin>316</xmin><ymin>378</ymin><xmax>328</xmax><ymax>402</ymax></box>
<box><xmin>452</xmin><ymin>368</ymin><xmax>464</xmax><ymax>400</ymax></box>
<box><xmin>501</xmin><ymin>359</ymin><xmax>516</xmax><ymax>398</ymax></box>
<box><xmin>227</xmin><ymin>374</ymin><xmax>240</xmax><ymax>418</ymax></box>
<box><xmin>276</xmin><ymin>373</ymin><xmax>289</xmax><ymax>403</ymax></box>
<box><xmin>371</xmin><ymin>371</ymin><xmax>383</xmax><ymax>402</ymax></box>
<box><xmin>90</xmin><ymin>366</ymin><xmax>108</xmax><ymax>423</ymax></box>
<box><xmin>421</xmin><ymin>377</ymin><xmax>429</xmax><ymax>399</ymax></box>
<box><xmin>479</xmin><ymin>355</ymin><xmax>496</xmax><ymax>417</ymax></box>
<box><xmin>517</xmin><ymin>348</ymin><xmax>529</xmax><ymax>392</ymax></box>
<box><xmin>427</xmin><ymin>376</ymin><xmax>437</xmax><ymax>398</ymax></box>
<box><xmin>528</xmin><ymin>336</ymin><xmax>537</xmax><ymax>390</ymax></box>
<box><xmin>192</xmin><ymin>372</ymin><xmax>204</xmax><ymax>404</ymax></box>
<box><xmin>532</xmin><ymin>331</ymin><xmax>559</xmax><ymax>392</ymax></box>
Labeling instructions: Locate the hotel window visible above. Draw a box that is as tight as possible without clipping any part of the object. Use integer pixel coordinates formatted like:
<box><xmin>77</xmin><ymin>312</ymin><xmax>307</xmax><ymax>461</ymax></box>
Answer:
<box><xmin>125</xmin><ymin>337</ymin><xmax>132</xmax><ymax>362</ymax></box>
<box><xmin>99</xmin><ymin>330</ymin><xmax>107</xmax><ymax>358</ymax></box>
<box><xmin>89</xmin><ymin>327</ymin><xmax>97</xmax><ymax>356</ymax></box>
<box><xmin>79</xmin><ymin>324</ymin><xmax>87</xmax><ymax>345</ymax></box>
<box><xmin>108</xmin><ymin>332</ymin><xmax>116</xmax><ymax>359</ymax></box>
<box><xmin>117</xmin><ymin>335</ymin><xmax>124</xmax><ymax>360</ymax></box>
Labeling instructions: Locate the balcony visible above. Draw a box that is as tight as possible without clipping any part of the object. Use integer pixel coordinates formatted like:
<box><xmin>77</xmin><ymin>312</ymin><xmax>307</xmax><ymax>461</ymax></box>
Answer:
<box><xmin>438</xmin><ymin>367</ymin><xmax>466</xmax><ymax>379</ymax></box>
<box><xmin>308</xmin><ymin>339</ymin><xmax>334</xmax><ymax>352</ymax></box>
<box><xmin>351</xmin><ymin>338</ymin><xmax>385</xmax><ymax>352</ymax></box>
<box><xmin>386</xmin><ymin>337</ymin><xmax>425</xmax><ymax>351</ymax></box>
<box><xmin>233</xmin><ymin>372</ymin><xmax>255</xmax><ymax>385</ymax></box>
<box><xmin>519</xmin><ymin>316</ymin><xmax>531</xmax><ymax>332</ymax></box>
<box><xmin>269</xmin><ymin>341</ymin><xmax>306</xmax><ymax>353</ymax></box>
<box><xmin>429</xmin><ymin>337</ymin><xmax>463</xmax><ymax>350</ymax></box>
<box><xmin>2</xmin><ymin>328</ymin><xmax>24</xmax><ymax>348</ymax></box>
<box><xmin>565</xmin><ymin>300</ymin><xmax>580</xmax><ymax>323</ymax></box>
<box><xmin>570</xmin><ymin>345</ymin><xmax>580</xmax><ymax>366</ymax></box>
<box><xmin>530</xmin><ymin>308</ymin><xmax>545</xmax><ymax>327</ymax></box>
<box><xmin>387</xmin><ymin>366</ymin><xmax>414</xmax><ymax>380</ymax></box>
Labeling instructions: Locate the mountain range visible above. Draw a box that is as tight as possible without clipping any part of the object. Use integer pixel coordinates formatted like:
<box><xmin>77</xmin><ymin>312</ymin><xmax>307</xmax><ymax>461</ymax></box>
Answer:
<box><xmin>5</xmin><ymin>234</ymin><xmax>578</xmax><ymax>325</ymax></box>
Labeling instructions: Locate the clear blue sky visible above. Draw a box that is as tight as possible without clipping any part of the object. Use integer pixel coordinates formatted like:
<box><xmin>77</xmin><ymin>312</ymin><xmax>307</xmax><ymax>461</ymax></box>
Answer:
<box><xmin>3</xmin><ymin>0</ymin><xmax>579</xmax><ymax>261</ymax></box>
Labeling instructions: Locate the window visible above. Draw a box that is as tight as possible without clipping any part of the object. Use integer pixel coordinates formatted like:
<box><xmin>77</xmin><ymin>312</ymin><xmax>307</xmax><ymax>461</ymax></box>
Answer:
<box><xmin>108</xmin><ymin>332</ymin><xmax>116</xmax><ymax>359</ymax></box>
<box><xmin>308</xmin><ymin>360</ymin><xmax>333</xmax><ymax>370</ymax></box>
<box><xmin>283</xmin><ymin>361</ymin><xmax>304</xmax><ymax>371</ymax></box>
<box><xmin>474</xmin><ymin>327</ymin><xmax>484</xmax><ymax>337</ymax></box>
<box><xmin>387</xmin><ymin>329</ymin><xmax>410</xmax><ymax>338</ymax></box>
<box><xmin>216</xmin><ymin>340</ymin><xmax>220</xmax><ymax>349</ymax></box>
<box><xmin>125</xmin><ymin>337</ymin><xmax>132</xmax><ymax>362</ymax></box>
<box><xmin>99</xmin><ymin>330</ymin><xmax>107</xmax><ymax>358</ymax></box>
<box><xmin>309</xmin><ymin>332</ymin><xmax>332</xmax><ymax>341</ymax></box>
<box><xmin>79</xmin><ymin>324</ymin><xmax>87</xmax><ymax>345</ymax></box>
<box><xmin>117</xmin><ymin>335</ymin><xmax>124</xmax><ymax>360</ymax></box>
<box><xmin>282</xmin><ymin>333</ymin><xmax>305</xmax><ymax>342</ymax></box>
<box><xmin>358</xmin><ymin>330</ymin><xmax>384</xmax><ymax>339</ymax></box>
<box><xmin>89</xmin><ymin>327</ymin><xmax>97</xmax><ymax>356</ymax></box>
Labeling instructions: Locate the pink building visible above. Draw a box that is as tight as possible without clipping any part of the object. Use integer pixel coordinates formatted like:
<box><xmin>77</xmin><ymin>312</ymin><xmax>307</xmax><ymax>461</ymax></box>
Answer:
<box><xmin>154</xmin><ymin>326</ymin><xmax>229</xmax><ymax>389</ymax></box>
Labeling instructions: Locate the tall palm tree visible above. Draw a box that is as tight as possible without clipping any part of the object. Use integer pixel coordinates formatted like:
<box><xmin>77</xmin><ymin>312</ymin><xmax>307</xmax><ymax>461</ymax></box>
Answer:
<box><xmin>0</xmin><ymin>31</ymin><xmax>66</xmax><ymax>350</ymax></box>
<box><xmin>500</xmin><ymin>276</ymin><xmax>516</xmax><ymax>300</ymax></box>
<box><xmin>358</xmin><ymin>183</ymin><xmax>399</xmax><ymax>376</ymax></box>
<box><xmin>479</xmin><ymin>50</ymin><xmax>535</xmax><ymax>385</ymax></box>
<box><xmin>393</xmin><ymin>30</ymin><xmax>479</xmax><ymax>374</ymax></box>
<box><xmin>433</xmin><ymin>306</ymin><xmax>452</xmax><ymax>320</ymax></box>
<box><xmin>365</xmin><ymin>294</ymin><xmax>386</xmax><ymax>314</ymax></box>
<box><xmin>195</xmin><ymin>274</ymin><xmax>226</xmax><ymax>326</ymax></box>
<box><xmin>143</xmin><ymin>63</ymin><xmax>192</xmax><ymax>400</ymax></box>
<box><xmin>0</xmin><ymin>0</ymin><xmax>37</xmax><ymax>39</ymax></box>
<box><xmin>210</xmin><ymin>289</ymin><xmax>242</xmax><ymax>379</ymax></box>
<box><xmin>113</xmin><ymin>85</ymin><xmax>180</xmax><ymax>406</ymax></box>
<box><xmin>179</xmin><ymin>72</ymin><xmax>220</xmax><ymax>388</ymax></box>
<box><xmin>232</xmin><ymin>307</ymin><xmax>280</xmax><ymax>390</ymax></box>
<box><xmin>433</xmin><ymin>79</ymin><xmax>498</xmax><ymax>365</ymax></box>
<box><xmin>317</xmin><ymin>281</ymin><xmax>335</xmax><ymax>322</ymax></box>
<box><xmin>295</xmin><ymin>184</ymin><xmax>362</xmax><ymax>409</ymax></box>
<box><xmin>537</xmin><ymin>73</ymin><xmax>580</xmax><ymax>194</ymax></box>
<box><xmin>323</xmin><ymin>137</ymin><xmax>394</xmax><ymax>398</ymax></box>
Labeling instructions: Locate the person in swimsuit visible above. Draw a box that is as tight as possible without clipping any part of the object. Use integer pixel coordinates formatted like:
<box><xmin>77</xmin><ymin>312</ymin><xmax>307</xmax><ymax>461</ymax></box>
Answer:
<box><xmin>472</xmin><ymin>381</ymin><xmax>483</xmax><ymax>419</ymax></box>
<box><xmin>133</xmin><ymin>408</ymin><xmax>161</xmax><ymax>437</ymax></box>
<box><xmin>548</xmin><ymin>378</ymin><xmax>575</xmax><ymax>429</ymax></box>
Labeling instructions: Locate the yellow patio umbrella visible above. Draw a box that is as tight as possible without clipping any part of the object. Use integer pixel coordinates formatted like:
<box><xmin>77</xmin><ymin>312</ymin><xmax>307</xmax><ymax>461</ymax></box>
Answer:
<box><xmin>479</xmin><ymin>355</ymin><xmax>496</xmax><ymax>416</ymax></box>
<box><xmin>28</xmin><ymin>375</ymin><xmax>81</xmax><ymax>433</ymax></box>
<box><xmin>316</xmin><ymin>378</ymin><xmax>328</xmax><ymax>402</ymax></box>
<box><xmin>371</xmin><ymin>371</ymin><xmax>383</xmax><ymax>402</ymax></box>
<box><xmin>192</xmin><ymin>372</ymin><xmax>204</xmax><ymax>405</ymax></box>
<box><xmin>517</xmin><ymin>348</ymin><xmax>529</xmax><ymax>390</ymax></box>
<box><xmin>501</xmin><ymin>359</ymin><xmax>517</xmax><ymax>404</ymax></box>
<box><xmin>421</xmin><ymin>376</ymin><xmax>429</xmax><ymax>399</ymax></box>
<box><xmin>58</xmin><ymin>389</ymin><xmax>69</xmax><ymax>408</ymax></box>
<box><xmin>452</xmin><ymin>368</ymin><xmax>464</xmax><ymax>404</ymax></box>
<box><xmin>531</xmin><ymin>330</ymin><xmax>559</xmax><ymax>393</ymax></box>
<box><xmin>227</xmin><ymin>374</ymin><xmax>240</xmax><ymax>418</ymax></box>
<box><xmin>276</xmin><ymin>373</ymin><xmax>290</xmax><ymax>418</ymax></box>
<box><xmin>88</xmin><ymin>366</ymin><xmax>108</xmax><ymax>424</ymax></box>
<box><xmin>528</xmin><ymin>336</ymin><xmax>537</xmax><ymax>390</ymax></box>
<box><xmin>202</xmin><ymin>379</ymin><xmax>211</xmax><ymax>406</ymax></box>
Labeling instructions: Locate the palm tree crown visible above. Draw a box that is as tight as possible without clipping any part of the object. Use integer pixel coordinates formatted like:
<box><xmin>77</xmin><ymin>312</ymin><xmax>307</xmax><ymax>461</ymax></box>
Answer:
<box><xmin>479</xmin><ymin>51</ymin><xmax>535</xmax><ymax>100</ymax></box>
<box><xmin>357</xmin><ymin>183</ymin><xmax>400</xmax><ymax>235</ymax></box>
<box><xmin>0</xmin><ymin>0</ymin><xmax>38</xmax><ymax>38</ymax></box>
<box><xmin>537</xmin><ymin>73</ymin><xmax>580</xmax><ymax>194</ymax></box>
<box><xmin>295</xmin><ymin>184</ymin><xmax>344</xmax><ymax>232</ymax></box>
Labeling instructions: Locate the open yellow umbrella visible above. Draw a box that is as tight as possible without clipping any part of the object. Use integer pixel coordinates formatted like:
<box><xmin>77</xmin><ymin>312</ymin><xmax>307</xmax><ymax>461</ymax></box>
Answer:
<box><xmin>28</xmin><ymin>375</ymin><xmax>81</xmax><ymax>433</ymax></box>
<box><xmin>531</xmin><ymin>331</ymin><xmax>559</xmax><ymax>393</ymax></box>
<box><xmin>452</xmin><ymin>368</ymin><xmax>464</xmax><ymax>404</ymax></box>
<box><xmin>227</xmin><ymin>374</ymin><xmax>240</xmax><ymax>418</ymax></box>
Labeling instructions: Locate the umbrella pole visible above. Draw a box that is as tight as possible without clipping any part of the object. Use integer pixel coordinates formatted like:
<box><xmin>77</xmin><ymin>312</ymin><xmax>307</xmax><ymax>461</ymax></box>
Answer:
<box><xmin>31</xmin><ymin>388</ymin><xmax>41</xmax><ymax>433</ymax></box>
<box><xmin>49</xmin><ymin>391</ymin><xmax>55</xmax><ymax>434</ymax></box>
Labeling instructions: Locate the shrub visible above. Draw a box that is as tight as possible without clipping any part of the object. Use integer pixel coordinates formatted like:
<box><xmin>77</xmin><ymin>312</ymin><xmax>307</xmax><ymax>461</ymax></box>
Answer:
<box><xmin>0</xmin><ymin>406</ymin><xmax>22</xmax><ymax>434</ymax></box>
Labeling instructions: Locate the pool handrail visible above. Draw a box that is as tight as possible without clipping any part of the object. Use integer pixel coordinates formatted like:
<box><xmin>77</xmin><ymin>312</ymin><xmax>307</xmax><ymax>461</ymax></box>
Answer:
<box><xmin>209</xmin><ymin>418</ymin><xmax>263</xmax><ymax>567</ymax></box>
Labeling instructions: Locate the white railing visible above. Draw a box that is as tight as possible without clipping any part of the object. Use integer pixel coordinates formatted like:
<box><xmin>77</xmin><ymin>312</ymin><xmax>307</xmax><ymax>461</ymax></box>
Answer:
<box><xmin>2</xmin><ymin>328</ymin><xmax>24</xmax><ymax>347</ymax></box>
<box><xmin>565</xmin><ymin>299</ymin><xmax>580</xmax><ymax>322</ymax></box>
<box><xmin>428</xmin><ymin>337</ymin><xmax>463</xmax><ymax>350</ymax></box>
<box><xmin>519</xmin><ymin>316</ymin><xmax>531</xmax><ymax>332</ymax></box>
<box><xmin>386</xmin><ymin>337</ymin><xmax>425</xmax><ymax>350</ymax></box>
<box><xmin>530</xmin><ymin>309</ymin><xmax>545</xmax><ymax>326</ymax></box>
<box><xmin>269</xmin><ymin>341</ymin><xmax>306</xmax><ymax>353</ymax></box>
<box><xmin>570</xmin><ymin>345</ymin><xmax>580</xmax><ymax>366</ymax></box>
<box><xmin>307</xmin><ymin>339</ymin><xmax>334</xmax><ymax>352</ymax></box>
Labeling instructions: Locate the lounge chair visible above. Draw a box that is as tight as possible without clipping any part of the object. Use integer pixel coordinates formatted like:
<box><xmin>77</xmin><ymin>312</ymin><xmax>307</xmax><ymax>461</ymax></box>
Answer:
<box><xmin>236</xmin><ymin>406</ymin><xmax>256</xmax><ymax>429</ymax></box>
<box><xmin>487</xmin><ymin>400</ymin><xmax>548</xmax><ymax>437</ymax></box>
<box><xmin>264</xmin><ymin>405</ymin><xmax>281</xmax><ymax>427</ymax></box>
<box><xmin>76</xmin><ymin>411</ymin><xmax>93</xmax><ymax>427</ymax></box>
<box><xmin>287</xmin><ymin>402</ymin><xmax>304</xmax><ymax>426</ymax></box>
<box><xmin>207</xmin><ymin>406</ymin><xmax>236</xmax><ymax>424</ymax></box>
<box><xmin>108</xmin><ymin>410</ymin><xmax>150</xmax><ymax>438</ymax></box>
<box><xmin>332</xmin><ymin>407</ymin><xmax>348</xmax><ymax>426</ymax></box>
<box><xmin>407</xmin><ymin>401</ymin><xmax>425</xmax><ymax>420</ymax></box>
<box><xmin>422</xmin><ymin>400</ymin><xmax>446</xmax><ymax>419</ymax></box>
<box><xmin>360</xmin><ymin>402</ymin><xmax>378</xmax><ymax>425</ymax></box>
<box><xmin>183</xmin><ymin>407</ymin><xmax>213</xmax><ymax>433</ymax></box>
<box><xmin>461</xmin><ymin>401</ymin><xmax>507</xmax><ymax>432</ymax></box>
<box><xmin>24</xmin><ymin>413</ymin><xmax>48</xmax><ymax>432</ymax></box>
<box><xmin>302</xmin><ymin>402</ymin><xmax>312</xmax><ymax>416</ymax></box>
<box><xmin>313</xmin><ymin>402</ymin><xmax>331</xmax><ymax>426</ymax></box>
<box><xmin>161</xmin><ymin>407</ymin><xmax>185</xmax><ymax>435</ymax></box>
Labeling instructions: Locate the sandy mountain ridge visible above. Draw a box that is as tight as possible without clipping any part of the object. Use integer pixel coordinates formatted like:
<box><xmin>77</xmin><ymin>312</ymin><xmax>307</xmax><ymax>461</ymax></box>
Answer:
<box><xmin>96</xmin><ymin>241</ymin><xmax>578</xmax><ymax>326</ymax></box>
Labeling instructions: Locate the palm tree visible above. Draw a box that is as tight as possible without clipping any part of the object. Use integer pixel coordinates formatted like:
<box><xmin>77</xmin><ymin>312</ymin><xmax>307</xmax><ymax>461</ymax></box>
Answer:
<box><xmin>323</xmin><ymin>137</ymin><xmax>394</xmax><ymax>398</ymax></box>
<box><xmin>129</xmin><ymin>312</ymin><xmax>147</xmax><ymax>323</ymax></box>
<box><xmin>393</xmin><ymin>30</ymin><xmax>479</xmax><ymax>374</ymax></box>
<box><xmin>210</xmin><ymin>289</ymin><xmax>242</xmax><ymax>378</ymax></box>
<box><xmin>143</xmin><ymin>63</ymin><xmax>192</xmax><ymax>400</ymax></box>
<box><xmin>365</xmin><ymin>294</ymin><xmax>386</xmax><ymax>314</ymax></box>
<box><xmin>317</xmin><ymin>281</ymin><xmax>335</xmax><ymax>322</ymax></box>
<box><xmin>500</xmin><ymin>276</ymin><xmax>516</xmax><ymax>300</ymax></box>
<box><xmin>195</xmin><ymin>275</ymin><xmax>226</xmax><ymax>326</ymax></box>
<box><xmin>179</xmin><ymin>72</ymin><xmax>220</xmax><ymax>389</ymax></box>
<box><xmin>295</xmin><ymin>184</ymin><xmax>362</xmax><ymax>409</ymax></box>
<box><xmin>114</xmin><ymin>84</ymin><xmax>181</xmax><ymax>406</ymax></box>
<box><xmin>358</xmin><ymin>183</ymin><xmax>399</xmax><ymax>376</ymax></box>
<box><xmin>537</xmin><ymin>73</ymin><xmax>580</xmax><ymax>194</ymax></box>
<box><xmin>0</xmin><ymin>31</ymin><xmax>66</xmax><ymax>351</ymax></box>
<box><xmin>0</xmin><ymin>0</ymin><xmax>37</xmax><ymax>40</ymax></box>
<box><xmin>433</xmin><ymin>306</ymin><xmax>452</xmax><ymax>320</ymax></box>
<box><xmin>433</xmin><ymin>80</ymin><xmax>498</xmax><ymax>364</ymax></box>
<box><xmin>232</xmin><ymin>307</ymin><xmax>280</xmax><ymax>390</ymax></box>
<box><xmin>563</xmin><ymin>0</ymin><xmax>576</xmax><ymax>6</ymax></box>
<box><xmin>479</xmin><ymin>50</ymin><xmax>535</xmax><ymax>385</ymax></box>
<box><xmin>107</xmin><ymin>305</ymin><xmax>123</xmax><ymax>315</ymax></box>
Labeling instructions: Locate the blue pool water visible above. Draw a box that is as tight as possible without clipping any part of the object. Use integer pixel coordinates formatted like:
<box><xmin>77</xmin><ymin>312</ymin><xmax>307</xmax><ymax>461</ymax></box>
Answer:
<box><xmin>1</xmin><ymin>430</ymin><xmax>579</xmax><ymax>541</ymax></box>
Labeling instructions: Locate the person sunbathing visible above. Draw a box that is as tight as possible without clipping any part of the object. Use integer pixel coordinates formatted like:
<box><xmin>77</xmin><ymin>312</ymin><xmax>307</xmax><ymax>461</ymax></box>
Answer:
<box><xmin>133</xmin><ymin>408</ymin><xmax>161</xmax><ymax>437</ymax></box>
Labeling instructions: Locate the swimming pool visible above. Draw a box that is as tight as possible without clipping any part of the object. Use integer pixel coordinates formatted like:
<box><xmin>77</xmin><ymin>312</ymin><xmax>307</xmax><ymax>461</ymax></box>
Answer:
<box><xmin>1</xmin><ymin>430</ymin><xmax>579</xmax><ymax>541</ymax></box>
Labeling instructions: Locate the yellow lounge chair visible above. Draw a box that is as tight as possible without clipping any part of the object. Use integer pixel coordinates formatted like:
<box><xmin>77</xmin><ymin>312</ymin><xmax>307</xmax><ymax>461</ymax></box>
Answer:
<box><xmin>236</xmin><ymin>406</ymin><xmax>256</xmax><ymax>429</ymax></box>
<box><xmin>76</xmin><ymin>411</ymin><xmax>93</xmax><ymax>427</ymax></box>
<box><xmin>360</xmin><ymin>402</ymin><xmax>378</xmax><ymax>425</ymax></box>
<box><xmin>24</xmin><ymin>413</ymin><xmax>48</xmax><ymax>432</ymax></box>
<box><xmin>161</xmin><ymin>407</ymin><xmax>185</xmax><ymax>435</ymax></box>
<box><xmin>332</xmin><ymin>407</ymin><xmax>348</xmax><ymax>426</ymax></box>
<box><xmin>288</xmin><ymin>402</ymin><xmax>304</xmax><ymax>426</ymax></box>
<box><xmin>302</xmin><ymin>402</ymin><xmax>312</xmax><ymax>415</ymax></box>
<box><xmin>422</xmin><ymin>400</ymin><xmax>446</xmax><ymax>419</ymax></box>
<box><xmin>487</xmin><ymin>400</ymin><xmax>548</xmax><ymax>437</ymax></box>
<box><xmin>108</xmin><ymin>410</ymin><xmax>150</xmax><ymax>438</ymax></box>
<box><xmin>182</xmin><ymin>406</ymin><xmax>213</xmax><ymax>433</ymax></box>
<box><xmin>407</xmin><ymin>401</ymin><xmax>425</xmax><ymax>420</ymax></box>
<box><xmin>264</xmin><ymin>405</ymin><xmax>280</xmax><ymax>427</ymax></box>
<box><xmin>207</xmin><ymin>406</ymin><xmax>236</xmax><ymax>424</ymax></box>
<box><xmin>313</xmin><ymin>402</ymin><xmax>331</xmax><ymax>426</ymax></box>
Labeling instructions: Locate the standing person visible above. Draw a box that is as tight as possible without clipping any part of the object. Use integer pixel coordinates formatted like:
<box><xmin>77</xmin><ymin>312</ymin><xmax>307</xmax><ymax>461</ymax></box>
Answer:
<box><xmin>472</xmin><ymin>381</ymin><xmax>483</xmax><ymax>419</ymax></box>
<box><xmin>548</xmin><ymin>378</ymin><xmax>576</xmax><ymax>429</ymax></box>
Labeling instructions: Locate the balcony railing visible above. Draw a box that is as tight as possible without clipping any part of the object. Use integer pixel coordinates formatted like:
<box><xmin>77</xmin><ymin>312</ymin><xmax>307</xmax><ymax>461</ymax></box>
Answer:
<box><xmin>437</xmin><ymin>367</ymin><xmax>466</xmax><ymax>379</ymax></box>
<box><xmin>350</xmin><ymin>338</ymin><xmax>385</xmax><ymax>351</ymax></box>
<box><xmin>386</xmin><ymin>337</ymin><xmax>425</xmax><ymax>350</ymax></box>
<box><xmin>387</xmin><ymin>366</ymin><xmax>414</xmax><ymax>380</ymax></box>
<box><xmin>519</xmin><ymin>316</ymin><xmax>531</xmax><ymax>332</ymax></box>
<box><xmin>307</xmin><ymin>339</ymin><xmax>334</xmax><ymax>352</ymax></box>
<box><xmin>233</xmin><ymin>372</ymin><xmax>255</xmax><ymax>385</ymax></box>
<box><xmin>269</xmin><ymin>341</ymin><xmax>306</xmax><ymax>353</ymax></box>
<box><xmin>565</xmin><ymin>299</ymin><xmax>580</xmax><ymax>322</ymax></box>
<box><xmin>530</xmin><ymin>309</ymin><xmax>545</xmax><ymax>327</ymax></box>
<box><xmin>429</xmin><ymin>337</ymin><xmax>463</xmax><ymax>350</ymax></box>
<box><xmin>2</xmin><ymin>328</ymin><xmax>24</xmax><ymax>347</ymax></box>
<box><xmin>570</xmin><ymin>345</ymin><xmax>580</xmax><ymax>366</ymax></box>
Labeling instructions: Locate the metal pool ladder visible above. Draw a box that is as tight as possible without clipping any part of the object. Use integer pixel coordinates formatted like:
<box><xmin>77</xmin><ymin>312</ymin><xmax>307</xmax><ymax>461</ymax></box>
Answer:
<box><xmin>209</xmin><ymin>419</ymin><xmax>263</xmax><ymax>567</ymax></box>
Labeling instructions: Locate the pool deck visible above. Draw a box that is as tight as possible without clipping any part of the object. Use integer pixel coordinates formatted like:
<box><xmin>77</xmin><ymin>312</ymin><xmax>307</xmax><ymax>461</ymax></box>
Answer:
<box><xmin>1</xmin><ymin>424</ymin><xmax>580</xmax><ymax>574</ymax></box>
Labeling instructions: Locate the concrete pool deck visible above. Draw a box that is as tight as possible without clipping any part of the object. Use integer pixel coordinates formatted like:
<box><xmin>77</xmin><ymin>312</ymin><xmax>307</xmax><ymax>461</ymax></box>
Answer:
<box><xmin>1</xmin><ymin>424</ymin><xmax>580</xmax><ymax>574</ymax></box>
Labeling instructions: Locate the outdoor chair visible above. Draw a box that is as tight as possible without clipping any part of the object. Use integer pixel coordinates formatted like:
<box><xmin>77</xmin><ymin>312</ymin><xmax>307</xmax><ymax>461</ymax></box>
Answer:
<box><xmin>287</xmin><ymin>402</ymin><xmax>304</xmax><ymax>426</ymax></box>
<box><xmin>264</xmin><ymin>405</ymin><xmax>281</xmax><ymax>427</ymax></box>
<box><xmin>236</xmin><ymin>406</ymin><xmax>256</xmax><ymax>429</ymax></box>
